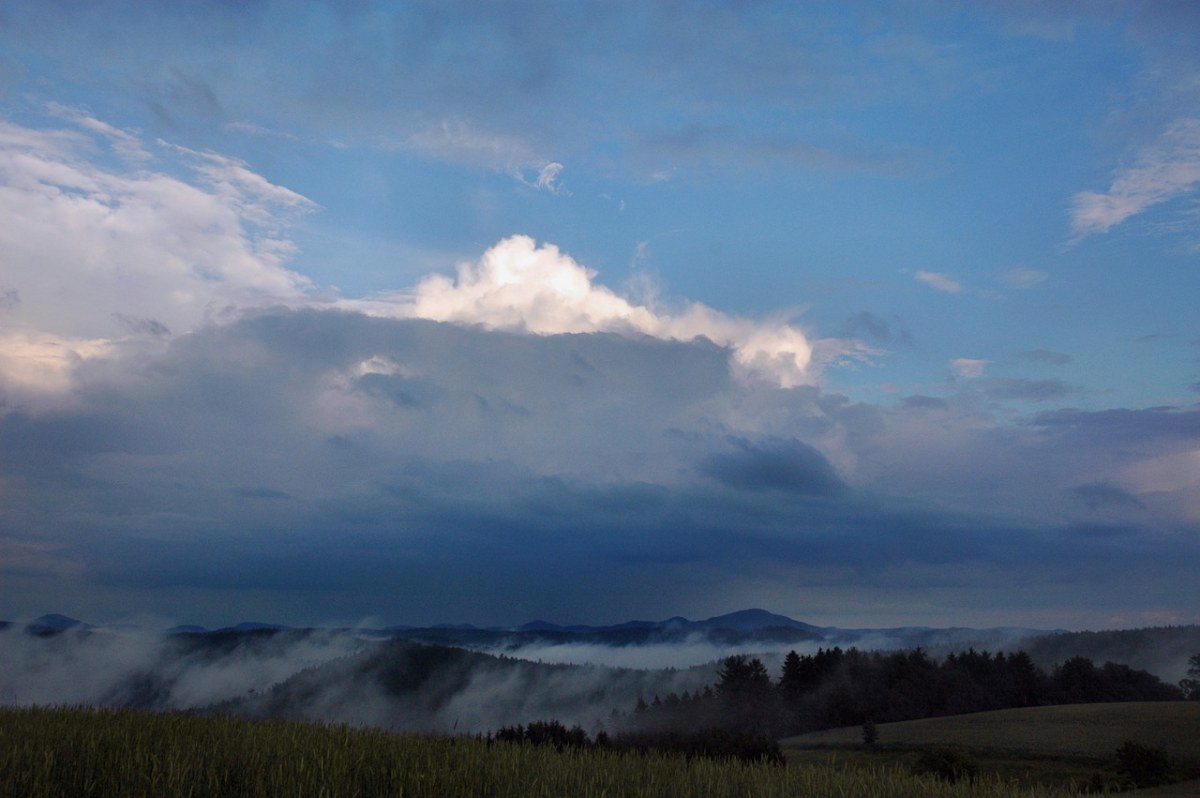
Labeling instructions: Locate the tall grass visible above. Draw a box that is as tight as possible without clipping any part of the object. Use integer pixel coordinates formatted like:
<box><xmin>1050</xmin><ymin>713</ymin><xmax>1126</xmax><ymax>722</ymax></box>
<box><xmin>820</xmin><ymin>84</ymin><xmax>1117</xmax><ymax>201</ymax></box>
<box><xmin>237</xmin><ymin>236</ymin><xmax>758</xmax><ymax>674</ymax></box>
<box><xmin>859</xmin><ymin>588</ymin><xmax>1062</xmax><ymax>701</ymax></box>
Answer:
<box><xmin>0</xmin><ymin>706</ymin><xmax>1070</xmax><ymax>797</ymax></box>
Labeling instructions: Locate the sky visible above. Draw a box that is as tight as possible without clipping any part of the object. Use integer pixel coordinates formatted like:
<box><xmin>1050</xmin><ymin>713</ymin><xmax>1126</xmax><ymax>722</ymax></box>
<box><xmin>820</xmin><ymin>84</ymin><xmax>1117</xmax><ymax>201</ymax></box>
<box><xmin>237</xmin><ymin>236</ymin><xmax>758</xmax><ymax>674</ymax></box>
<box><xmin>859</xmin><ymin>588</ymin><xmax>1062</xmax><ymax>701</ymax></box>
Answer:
<box><xmin>0</xmin><ymin>1</ymin><xmax>1198</xmax><ymax>631</ymax></box>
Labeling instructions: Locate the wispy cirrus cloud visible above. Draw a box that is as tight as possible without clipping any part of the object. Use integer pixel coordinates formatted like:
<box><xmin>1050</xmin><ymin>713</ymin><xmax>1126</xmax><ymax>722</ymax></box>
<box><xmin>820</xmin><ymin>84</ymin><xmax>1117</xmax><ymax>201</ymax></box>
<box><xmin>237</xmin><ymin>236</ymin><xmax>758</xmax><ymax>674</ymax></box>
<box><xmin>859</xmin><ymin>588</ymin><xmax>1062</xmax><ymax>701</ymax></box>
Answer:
<box><xmin>1070</xmin><ymin>118</ymin><xmax>1200</xmax><ymax>240</ymax></box>
<box><xmin>0</xmin><ymin>113</ymin><xmax>315</xmax><ymax>394</ymax></box>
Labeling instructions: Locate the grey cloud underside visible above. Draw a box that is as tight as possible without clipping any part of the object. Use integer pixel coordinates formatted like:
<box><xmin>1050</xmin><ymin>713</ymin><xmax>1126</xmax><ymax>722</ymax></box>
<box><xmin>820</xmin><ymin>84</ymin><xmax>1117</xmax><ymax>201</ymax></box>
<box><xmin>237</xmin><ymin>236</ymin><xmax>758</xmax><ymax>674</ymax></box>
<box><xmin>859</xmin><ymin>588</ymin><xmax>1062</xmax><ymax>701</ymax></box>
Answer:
<box><xmin>2</xmin><ymin>308</ymin><xmax>1198</xmax><ymax>624</ymax></box>
<box><xmin>1071</xmin><ymin>482</ymin><xmax>1146</xmax><ymax>512</ymax></box>
<box><xmin>700</xmin><ymin>437</ymin><xmax>845</xmax><ymax>495</ymax></box>
<box><xmin>982</xmin><ymin>378</ymin><xmax>1074</xmax><ymax>402</ymax></box>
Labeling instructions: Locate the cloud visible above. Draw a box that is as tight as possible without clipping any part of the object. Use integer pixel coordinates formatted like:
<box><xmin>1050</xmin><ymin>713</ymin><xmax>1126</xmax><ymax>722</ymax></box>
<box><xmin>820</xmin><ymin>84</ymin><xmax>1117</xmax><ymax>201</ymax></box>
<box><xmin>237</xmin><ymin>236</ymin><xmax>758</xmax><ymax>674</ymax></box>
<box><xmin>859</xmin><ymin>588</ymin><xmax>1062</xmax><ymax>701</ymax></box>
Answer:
<box><xmin>0</xmin><ymin>3</ymin><xmax>953</xmax><ymax>181</ymax></box>
<box><xmin>0</xmin><ymin>114</ymin><xmax>315</xmax><ymax>394</ymax></box>
<box><xmin>1</xmin><ymin>309</ymin><xmax>1198</xmax><ymax>628</ymax></box>
<box><xmin>700</xmin><ymin>437</ymin><xmax>845</xmax><ymax>496</ymax></box>
<box><xmin>45</xmin><ymin>102</ymin><xmax>152</xmax><ymax>161</ymax></box>
<box><xmin>400</xmin><ymin>119</ymin><xmax>547</xmax><ymax>175</ymax></box>
<box><xmin>902</xmin><ymin>394</ymin><xmax>948</xmax><ymax>410</ymax></box>
<box><xmin>951</xmin><ymin>358</ymin><xmax>988</xmax><ymax>378</ymax></box>
<box><xmin>0</xmin><ymin>287</ymin><xmax>19</xmax><ymax>310</ymax></box>
<box><xmin>982</xmin><ymin>378</ymin><xmax>1073</xmax><ymax>402</ymax></box>
<box><xmin>1002</xmin><ymin>267</ymin><xmax>1048</xmax><ymax>288</ymax></box>
<box><xmin>840</xmin><ymin>311</ymin><xmax>911</xmax><ymax>345</ymax></box>
<box><xmin>354</xmin><ymin>235</ymin><xmax>816</xmax><ymax>388</ymax></box>
<box><xmin>915</xmin><ymin>270</ymin><xmax>963</xmax><ymax>293</ymax></box>
<box><xmin>0</xmin><ymin>113</ymin><xmax>822</xmax><ymax>400</ymax></box>
<box><xmin>1070</xmin><ymin>118</ymin><xmax>1200</xmax><ymax>239</ymax></box>
<box><xmin>1071</xmin><ymin>481</ymin><xmax>1145</xmax><ymax>512</ymax></box>
<box><xmin>0</xmin><ymin>110</ymin><xmax>831</xmax><ymax>397</ymax></box>
<box><xmin>529</xmin><ymin>161</ymin><xmax>566</xmax><ymax>194</ymax></box>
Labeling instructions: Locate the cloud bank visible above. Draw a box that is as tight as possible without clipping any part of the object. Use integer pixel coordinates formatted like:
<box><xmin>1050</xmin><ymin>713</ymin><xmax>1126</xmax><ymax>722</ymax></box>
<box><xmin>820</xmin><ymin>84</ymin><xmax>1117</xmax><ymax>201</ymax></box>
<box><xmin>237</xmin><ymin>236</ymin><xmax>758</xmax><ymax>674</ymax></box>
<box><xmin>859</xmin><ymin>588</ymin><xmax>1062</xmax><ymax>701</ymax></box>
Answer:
<box><xmin>1</xmin><ymin>111</ymin><xmax>1198</xmax><ymax>631</ymax></box>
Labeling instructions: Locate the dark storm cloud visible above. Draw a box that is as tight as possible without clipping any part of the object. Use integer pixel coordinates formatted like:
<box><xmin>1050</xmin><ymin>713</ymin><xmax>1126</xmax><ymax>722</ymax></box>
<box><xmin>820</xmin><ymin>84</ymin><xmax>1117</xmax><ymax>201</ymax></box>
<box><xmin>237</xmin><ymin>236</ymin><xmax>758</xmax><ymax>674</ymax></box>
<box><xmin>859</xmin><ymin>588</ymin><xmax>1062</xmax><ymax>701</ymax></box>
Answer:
<box><xmin>1071</xmin><ymin>481</ymin><xmax>1146</xmax><ymax>511</ymax></box>
<box><xmin>700</xmin><ymin>437</ymin><xmax>845</xmax><ymax>495</ymax></box>
<box><xmin>2</xmin><ymin>307</ymin><xmax>1198</xmax><ymax>627</ymax></box>
<box><xmin>1031</xmin><ymin>405</ymin><xmax>1200</xmax><ymax>443</ymax></box>
<box><xmin>233</xmin><ymin>488</ymin><xmax>292</xmax><ymax>500</ymax></box>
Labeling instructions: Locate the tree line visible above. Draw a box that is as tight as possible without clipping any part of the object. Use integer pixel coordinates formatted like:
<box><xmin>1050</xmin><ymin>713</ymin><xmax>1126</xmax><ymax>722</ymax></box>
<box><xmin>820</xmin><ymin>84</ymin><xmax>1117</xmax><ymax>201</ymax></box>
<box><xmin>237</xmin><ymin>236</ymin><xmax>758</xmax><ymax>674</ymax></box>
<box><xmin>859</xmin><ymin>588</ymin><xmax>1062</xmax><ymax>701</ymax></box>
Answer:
<box><xmin>620</xmin><ymin>646</ymin><xmax>1186</xmax><ymax>738</ymax></box>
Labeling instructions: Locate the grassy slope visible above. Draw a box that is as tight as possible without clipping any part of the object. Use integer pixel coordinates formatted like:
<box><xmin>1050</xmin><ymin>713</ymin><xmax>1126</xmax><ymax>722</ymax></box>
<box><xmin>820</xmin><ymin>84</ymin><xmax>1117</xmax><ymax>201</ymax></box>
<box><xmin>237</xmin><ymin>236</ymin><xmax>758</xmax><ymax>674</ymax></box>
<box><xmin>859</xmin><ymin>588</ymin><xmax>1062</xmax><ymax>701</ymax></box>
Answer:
<box><xmin>782</xmin><ymin>702</ymin><xmax>1200</xmax><ymax>761</ymax></box>
<box><xmin>0</xmin><ymin>705</ymin><xmax>1069</xmax><ymax>798</ymax></box>
<box><xmin>782</xmin><ymin>702</ymin><xmax>1200</xmax><ymax>793</ymax></box>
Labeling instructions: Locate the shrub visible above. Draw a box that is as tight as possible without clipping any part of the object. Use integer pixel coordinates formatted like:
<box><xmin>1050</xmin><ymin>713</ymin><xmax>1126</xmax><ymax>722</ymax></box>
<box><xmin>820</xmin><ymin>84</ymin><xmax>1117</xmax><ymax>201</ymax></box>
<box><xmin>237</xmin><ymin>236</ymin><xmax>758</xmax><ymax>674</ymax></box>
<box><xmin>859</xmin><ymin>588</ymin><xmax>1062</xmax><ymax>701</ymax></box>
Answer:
<box><xmin>911</xmin><ymin>747</ymin><xmax>979</xmax><ymax>784</ymax></box>
<box><xmin>1114</xmin><ymin>740</ymin><xmax>1171</xmax><ymax>788</ymax></box>
<box><xmin>615</xmin><ymin>729</ymin><xmax>785</xmax><ymax>766</ymax></box>
<box><xmin>494</xmin><ymin>720</ymin><xmax>589</xmax><ymax>751</ymax></box>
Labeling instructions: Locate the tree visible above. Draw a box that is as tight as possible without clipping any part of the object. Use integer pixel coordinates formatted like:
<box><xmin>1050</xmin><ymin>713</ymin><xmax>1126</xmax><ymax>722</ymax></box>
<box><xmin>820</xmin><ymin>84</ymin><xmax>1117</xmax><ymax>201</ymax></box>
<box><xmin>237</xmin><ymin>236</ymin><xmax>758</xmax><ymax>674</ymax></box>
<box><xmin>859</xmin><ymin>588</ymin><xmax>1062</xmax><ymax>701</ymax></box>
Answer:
<box><xmin>716</xmin><ymin>655</ymin><xmax>773</xmax><ymax>698</ymax></box>
<box><xmin>1181</xmin><ymin>653</ymin><xmax>1200</xmax><ymax>700</ymax></box>
<box><xmin>779</xmin><ymin>650</ymin><xmax>805</xmax><ymax>701</ymax></box>
<box><xmin>716</xmin><ymin>655</ymin><xmax>777</xmax><ymax>735</ymax></box>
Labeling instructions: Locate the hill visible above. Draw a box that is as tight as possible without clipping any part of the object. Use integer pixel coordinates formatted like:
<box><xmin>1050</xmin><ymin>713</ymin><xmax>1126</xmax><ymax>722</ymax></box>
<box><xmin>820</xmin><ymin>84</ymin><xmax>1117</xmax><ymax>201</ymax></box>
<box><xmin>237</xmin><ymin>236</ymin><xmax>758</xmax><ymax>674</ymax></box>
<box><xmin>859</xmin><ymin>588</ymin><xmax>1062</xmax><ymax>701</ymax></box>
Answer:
<box><xmin>783</xmin><ymin>702</ymin><xmax>1200</xmax><ymax>761</ymax></box>
<box><xmin>0</xmin><ymin>705</ymin><xmax>1071</xmax><ymax>797</ymax></box>
<box><xmin>782</xmin><ymin>702</ymin><xmax>1200</xmax><ymax>794</ymax></box>
<box><xmin>204</xmin><ymin>638</ymin><xmax>717</xmax><ymax>733</ymax></box>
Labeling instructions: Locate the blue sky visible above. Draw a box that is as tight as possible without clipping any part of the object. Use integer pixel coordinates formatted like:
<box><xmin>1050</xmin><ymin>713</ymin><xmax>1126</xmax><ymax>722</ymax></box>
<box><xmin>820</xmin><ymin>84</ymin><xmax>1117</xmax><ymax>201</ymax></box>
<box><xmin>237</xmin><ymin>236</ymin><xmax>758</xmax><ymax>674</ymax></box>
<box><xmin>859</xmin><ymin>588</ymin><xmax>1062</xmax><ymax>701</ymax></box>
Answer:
<box><xmin>0</xmin><ymin>1</ymin><xmax>1198</xmax><ymax>630</ymax></box>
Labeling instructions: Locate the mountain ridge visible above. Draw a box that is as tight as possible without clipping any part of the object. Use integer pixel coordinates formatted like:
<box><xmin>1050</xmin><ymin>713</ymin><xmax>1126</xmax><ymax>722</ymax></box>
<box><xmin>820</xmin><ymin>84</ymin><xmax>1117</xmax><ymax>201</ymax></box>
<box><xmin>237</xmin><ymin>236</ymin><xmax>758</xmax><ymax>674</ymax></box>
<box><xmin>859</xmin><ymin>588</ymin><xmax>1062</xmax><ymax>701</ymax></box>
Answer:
<box><xmin>4</xmin><ymin>608</ymin><xmax>1054</xmax><ymax>640</ymax></box>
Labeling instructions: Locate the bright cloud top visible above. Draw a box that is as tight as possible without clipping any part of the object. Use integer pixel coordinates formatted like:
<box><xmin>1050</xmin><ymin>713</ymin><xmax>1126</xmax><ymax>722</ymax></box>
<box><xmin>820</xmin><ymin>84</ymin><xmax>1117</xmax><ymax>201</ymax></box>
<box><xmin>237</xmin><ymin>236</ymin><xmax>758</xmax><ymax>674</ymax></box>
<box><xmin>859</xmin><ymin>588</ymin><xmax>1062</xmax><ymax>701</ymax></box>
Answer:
<box><xmin>359</xmin><ymin>235</ymin><xmax>815</xmax><ymax>388</ymax></box>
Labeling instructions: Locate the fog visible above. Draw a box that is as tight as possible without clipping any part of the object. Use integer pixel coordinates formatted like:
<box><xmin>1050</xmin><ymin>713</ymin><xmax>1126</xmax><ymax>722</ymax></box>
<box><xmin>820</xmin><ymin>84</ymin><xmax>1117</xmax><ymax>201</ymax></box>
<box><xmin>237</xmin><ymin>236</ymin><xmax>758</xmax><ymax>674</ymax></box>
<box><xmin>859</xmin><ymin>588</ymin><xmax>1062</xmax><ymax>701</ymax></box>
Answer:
<box><xmin>2</xmin><ymin>623</ymin><xmax>1194</xmax><ymax>735</ymax></box>
<box><xmin>0</xmin><ymin>627</ymin><xmax>717</xmax><ymax>734</ymax></box>
<box><xmin>0</xmin><ymin>627</ymin><xmax>366</xmax><ymax>709</ymax></box>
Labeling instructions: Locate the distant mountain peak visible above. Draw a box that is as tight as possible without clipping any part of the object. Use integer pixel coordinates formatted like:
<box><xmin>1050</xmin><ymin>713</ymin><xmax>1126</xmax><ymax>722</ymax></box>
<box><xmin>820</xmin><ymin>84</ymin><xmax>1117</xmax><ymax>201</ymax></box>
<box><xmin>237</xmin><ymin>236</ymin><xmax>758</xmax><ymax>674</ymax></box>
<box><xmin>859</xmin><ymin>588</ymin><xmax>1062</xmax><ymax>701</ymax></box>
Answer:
<box><xmin>695</xmin><ymin>608</ymin><xmax>821</xmax><ymax>632</ymax></box>
<box><xmin>29</xmin><ymin>613</ymin><xmax>86</xmax><ymax>630</ymax></box>
<box><xmin>217</xmin><ymin>621</ymin><xmax>291</xmax><ymax>633</ymax></box>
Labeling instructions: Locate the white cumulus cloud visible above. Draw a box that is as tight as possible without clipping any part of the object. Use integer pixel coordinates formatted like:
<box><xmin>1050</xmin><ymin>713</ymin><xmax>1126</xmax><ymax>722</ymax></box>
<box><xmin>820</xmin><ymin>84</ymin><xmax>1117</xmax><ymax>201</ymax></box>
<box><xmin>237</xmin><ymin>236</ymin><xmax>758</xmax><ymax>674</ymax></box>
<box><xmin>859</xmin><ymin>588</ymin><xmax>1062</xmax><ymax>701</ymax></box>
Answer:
<box><xmin>351</xmin><ymin>235</ymin><xmax>816</xmax><ymax>388</ymax></box>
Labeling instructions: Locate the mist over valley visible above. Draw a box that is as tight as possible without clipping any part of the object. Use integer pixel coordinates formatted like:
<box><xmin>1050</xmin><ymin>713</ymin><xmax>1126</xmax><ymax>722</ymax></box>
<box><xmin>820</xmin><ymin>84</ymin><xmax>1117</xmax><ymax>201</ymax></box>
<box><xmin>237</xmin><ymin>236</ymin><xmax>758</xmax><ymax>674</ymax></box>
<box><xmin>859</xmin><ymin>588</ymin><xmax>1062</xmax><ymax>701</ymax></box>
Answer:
<box><xmin>4</xmin><ymin>609</ymin><xmax>1197</xmax><ymax>737</ymax></box>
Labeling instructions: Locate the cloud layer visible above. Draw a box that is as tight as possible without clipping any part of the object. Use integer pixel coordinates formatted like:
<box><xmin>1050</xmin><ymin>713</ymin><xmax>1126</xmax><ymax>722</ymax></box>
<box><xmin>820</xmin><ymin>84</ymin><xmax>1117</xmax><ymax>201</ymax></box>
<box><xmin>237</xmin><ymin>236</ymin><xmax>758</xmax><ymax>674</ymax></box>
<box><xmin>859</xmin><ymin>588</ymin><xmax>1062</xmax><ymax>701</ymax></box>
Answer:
<box><xmin>1</xmin><ymin>110</ymin><xmax>1198</xmax><ymax>631</ymax></box>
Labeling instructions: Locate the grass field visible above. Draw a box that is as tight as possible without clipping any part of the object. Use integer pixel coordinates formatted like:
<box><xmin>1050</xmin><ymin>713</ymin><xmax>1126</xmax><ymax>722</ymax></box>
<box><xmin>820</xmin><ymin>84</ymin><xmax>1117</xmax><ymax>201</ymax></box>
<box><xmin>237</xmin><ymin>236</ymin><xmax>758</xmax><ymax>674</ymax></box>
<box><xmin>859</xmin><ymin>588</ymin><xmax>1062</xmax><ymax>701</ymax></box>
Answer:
<box><xmin>0</xmin><ymin>705</ymin><xmax>1073</xmax><ymax>797</ymax></box>
<box><xmin>781</xmin><ymin>702</ymin><xmax>1200</xmax><ymax>794</ymax></box>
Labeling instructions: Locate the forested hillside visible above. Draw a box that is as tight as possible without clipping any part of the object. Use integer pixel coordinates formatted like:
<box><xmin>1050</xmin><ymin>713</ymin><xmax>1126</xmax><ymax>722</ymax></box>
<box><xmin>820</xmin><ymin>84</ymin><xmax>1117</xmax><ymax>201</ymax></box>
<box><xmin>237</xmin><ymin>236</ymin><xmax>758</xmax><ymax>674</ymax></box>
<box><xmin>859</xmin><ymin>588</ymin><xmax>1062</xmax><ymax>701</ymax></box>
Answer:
<box><xmin>622</xmin><ymin>647</ymin><xmax>1186</xmax><ymax>739</ymax></box>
